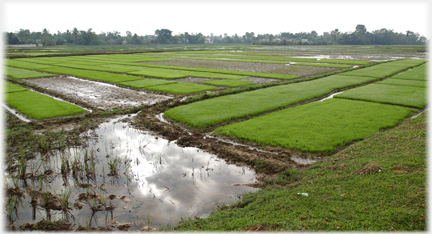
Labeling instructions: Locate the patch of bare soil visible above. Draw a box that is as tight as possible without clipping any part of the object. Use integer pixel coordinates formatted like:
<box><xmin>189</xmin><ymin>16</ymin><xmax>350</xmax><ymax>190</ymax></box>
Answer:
<box><xmin>143</xmin><ymin>59</ymin><xmax>341</xmax><ymax>77</ymax></box>
<box><xmin>23</xmin><ymin>76</ymin><xmax>172</xmax><ymax>111</ymax></box>
<box><xmin>242</xmin><ymin>77</ymin><xmax>284</xmax><ymax>84</ymax></box>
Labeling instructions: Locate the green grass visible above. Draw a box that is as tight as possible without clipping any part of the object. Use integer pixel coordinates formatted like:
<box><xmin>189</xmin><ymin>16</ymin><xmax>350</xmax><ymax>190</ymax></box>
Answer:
<box><xmin>203</xmin><ymin>79</ymin><xmax>256</xmax><ymax>87</ymax></box>
<box><xmin>144</xmin><ymin>82</ymin><xmax>218</xmax><ymax>94</ymax></box>
<box><xmin>127</xmin><ymin>67</ymin><xmax>249</xmax><ymax>79</ymax></box>
<box><xmin>117</xmin><ymin>78</ymin><xmax>177</xmax><ymax>88</ymax></box>
<box><xmin>4</xmin><ymin>82</ymin><xmax>28</xmax><ymax>93</ymax></box>
<box><xmin>6</xmin><ymin>91</ymin><xmax>86</xmax><ymax>119</ymax></box>
<box><xmin>34</xmin><ymin>66</ymin><xmax>142</xmax><ymax>83</ymax></box>
<box><xmin>376</xmin><ymin>79</ymin><xmax>426</xmax><ymax>88</ymax></box>
<box><xmin>5</xmin><ymin>66</ymin><xmax>57</xmax><ymax>79</ymax></box>
<box><xmin>175</xmin><ymin>112</ymin><xmax>426</xmax><ymax>231</ymax></box>
<box><xmin>342</xmin><ymin>59</ymin><xmax>426</xmax><ymax>78</ymax></box>
<box><xmin>391</xmin><ymin>64</ymin><xmax>427</xmax><ymax>81</ymax></box>
<box><xmin>164</xmin><ymin>75</ymin><xmax>377</xmax><ymax>129</ymax></box>
<box><xmin>335</xmin><ymin>83</ymin><xmax>427</xmax><ymax>109</ymax></box>
<box><xmin>215</xmin><ymin>98</ymin><xmax>416</xmax><ymax>153</ymax></box>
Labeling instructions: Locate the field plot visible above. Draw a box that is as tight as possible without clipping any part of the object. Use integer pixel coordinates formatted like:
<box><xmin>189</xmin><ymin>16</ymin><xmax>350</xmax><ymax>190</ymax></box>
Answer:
<box><xmin>5</xmin><ymin>66</ymin><xmax>57</xmax><ymax>79</ymax></box>
<box><xmin>6</xmin><ymin>90</ymin><xmax>86</xmax><ymax>119</ymax></box>
<box><xmin>342</xmin><ymin>59</ymin><xmax>426</xmax><ymax>78</ymax></box>
<box><xmin>215</xmin><ymin>99</ymin><xmax>416</xmax><ymax>153</ymax></box>
<box><xmin>376</xmin><ymin>79</ymin><xmax>426</xmax><ymax>88</ymax></box>
<box><xmin>334</xmin><ymin>83</ymin><xmax>427</xmax><ymax>109</ymax></box>
<box><xmin>5</xmin><ymin>59</ymin><xmax>55</xmax><ymax>70</ymax></box>
<box><xmin>164</xmin><ymin>75</ymin><xmax>377</xmax><ymax>128</ymax></box>
<box><xmin>4</xmin><ymin>82</ymin><xmax>28</xmax><ymax>93</ymax></box>
<box><xmin>391</xmin><ymin>63</ymin><xmax>427</xmax><ymax>81</ymax></box>
<box><xmin>117</xmin><ymin>78</ymin><xmax>177</xmax><ymax>88</ymax></box>
<box><xmin>24</xmin><ymin>76</ymin><xmax>172</xmax><ymax>110</ymax></box>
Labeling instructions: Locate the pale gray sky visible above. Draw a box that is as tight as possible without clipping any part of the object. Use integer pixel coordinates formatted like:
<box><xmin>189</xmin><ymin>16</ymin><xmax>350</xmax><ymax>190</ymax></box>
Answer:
<box><xmin>1</xmin><ymin>0</ymin><xmax>430</xmax><ymax>38</ymax></box>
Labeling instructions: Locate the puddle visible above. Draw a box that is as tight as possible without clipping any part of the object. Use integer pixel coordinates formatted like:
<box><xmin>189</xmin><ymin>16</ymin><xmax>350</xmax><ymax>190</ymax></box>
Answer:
<box><xmin>5</xmin><ymin>115</ymin><xmax>257</xmax><ymax>230</ymax></box>
<box><xmin>24</xmin><ymin>76</ymin><xmax>172</xmax><ymax>110</ymax></box>
<box><xmin>319</xmin><ymin>91</ymin><xmax>344</xmax><ymax>102</ymax></box>
<box><xmin>290</xmin><ymin>156</ymin><xmax>317</xmax><ymax>165</ymax></box>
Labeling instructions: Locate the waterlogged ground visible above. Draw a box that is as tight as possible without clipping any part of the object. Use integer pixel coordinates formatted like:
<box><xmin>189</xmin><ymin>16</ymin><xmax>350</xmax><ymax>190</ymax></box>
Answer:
<box><xmin>23</xmin><ymin>76</ymin><xmax>172</xmax><ymax>110</ymax></box>
<box><xmin>5</xmin><ymin>115</ymin><xmax>257</xmax><ymax>231</ymax></box>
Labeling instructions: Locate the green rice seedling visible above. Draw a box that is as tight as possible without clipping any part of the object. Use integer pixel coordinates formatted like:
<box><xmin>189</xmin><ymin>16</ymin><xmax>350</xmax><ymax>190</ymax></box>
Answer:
<box><xmin>4</xmin><ymin>82</ymin><xmax>28</xmax><ymax>93</ymax></box>
<box><xmin>5</xmin><ymin>66</ymin><xmax>57</xmax><ymax>79</ymax></box>
<box><xmin>164</xmin><ymin>75</ymin><xmax>376</xmax><ymax>128</ymax></box>
<box><xmin>6</xmin><ymin>91</ymin><xmax>86</xmax><ymax>119</ymax></box>
<box><xmin>18</xmin><ymin>156</ymin><xmax>27</xmax><ymax>179</ymax></box>
<box><xmin>5</xmin><ymin>59</ymin><xmax>54</xmax><ymax>70</ymax></box>
<box><xmin>375</xmin><ymin>78</ymin><xmax>426</xmax><ymax>88</ymax></box>
<box><xmin>8</xmin><ymin>196</ymin><xmax>17</xmax><ymax>221</ymax></box>
<box><xmin>59</xmin><ymin>187</ymin><xmax>72</xmax><ymax>211</ymax></box>
<box><xmin>117</xmin><ymin>78</ymin><xmax>178</xmax><ymax>88</ymax></box>
<box><xmin>215</xmin><ymin>99</ymin><xmax>416</xmax><ymax>154</ymax></box>
<box><xmin>107</xmin><ymin>157</ymin><xmax>119</xmax><ymax>176</ymax></box>
<box><xmin>61</xmin><ymin>157</ymin><xmax>70</xmax><ymax>175</ymax></box>
<box><xmin>391</xmin><ymin>63</ymin><xmax>427</xmax><ymax>81</ymax></box>
<box><xmin>335</xmin><ymin>83</ymin><xmax>427</xmax><ymax>109</ymax></box>
<box><xmin>341</xmin><ymin>59</ymin><xmax>425</xmax><ymax>78</ymax></box>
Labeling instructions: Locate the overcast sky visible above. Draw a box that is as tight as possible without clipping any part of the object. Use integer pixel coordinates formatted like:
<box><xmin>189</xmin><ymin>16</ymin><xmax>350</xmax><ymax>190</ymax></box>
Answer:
<box><xmin>1</xmin><ymin>0</ymin><xmax>430</xmax><ymax>38</ymax></box>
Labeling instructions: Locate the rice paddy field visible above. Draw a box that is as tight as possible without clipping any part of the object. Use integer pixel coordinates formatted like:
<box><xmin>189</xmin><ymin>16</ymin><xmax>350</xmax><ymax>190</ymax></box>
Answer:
<box><xmin>3</xmin><ymin>44</ymin><xmax>427</xmax><ymax>231</ymax></box>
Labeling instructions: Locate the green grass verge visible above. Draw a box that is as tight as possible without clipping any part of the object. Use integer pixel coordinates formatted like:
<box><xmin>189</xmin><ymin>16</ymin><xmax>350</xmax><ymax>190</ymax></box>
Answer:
<box><xmin>175</xmin><ymin>112</ymin><xmax>426</xmax><ymax>231</ymax></box>
<box><xmin>215</xmin><ymin>98</ymin><xmax>416</xmax><ymax>153</ymax></box>
<box><xmin>342</xmin><ymin>59</ymin><xmax>426</xmax><ymax>78</ymax></box>
<box><xmin>164</xmin><ymin>75</ymin><xmax>377</xmax><ymax>129</ymax></box>
<box><xmin>144</xmin><ymin>82</ymin><xmax>218</xmax><ymax>94</ymax></box>
<box><xmin>34</xmin><ymin>66</ymin><xmax>142</xmax><ymax>83</ymax></box>
<box><xmin>117</xmin><ymin>78</ymin><xmax>177</xmax><ymax>88</ymax></box>
<box><xmin>4</xmin><ymin>82</ymin><xmax>28</xmax><ymax>93</ymax></box>
<box><xmin>203</xmin><ymin>79</ymin><xmax>256</xmax><ymax>87</ymax></box>
<box><xmin>6</xmin><ymin>91</ymin><xmax>86</xmax><ymax>119</ymax></box>
<box><xmin>391</xmin><ymin>63</ymin><xmax>427</xmax><ymax>81</ymax></box>
<box><xmin>5</xmin><ymin>66</ymin><xmax>57</xmax><ymax>79</ymax></box>
<box><xmin>335</xmin><ymin>83</ymin><xmax>426</xmax><ymax>109</ymax></box>
<box><xmin>376</xmin><ymin>79</ymin><xmax>426</xmax><ymax>88</ymax></box>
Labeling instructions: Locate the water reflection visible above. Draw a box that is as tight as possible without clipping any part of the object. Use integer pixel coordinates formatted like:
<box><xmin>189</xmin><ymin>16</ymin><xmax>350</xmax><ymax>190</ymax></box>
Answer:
<box><xmin>7</xmin><ymin>115</ymin><xmax>257</xmax><ymax>230</ymax></box>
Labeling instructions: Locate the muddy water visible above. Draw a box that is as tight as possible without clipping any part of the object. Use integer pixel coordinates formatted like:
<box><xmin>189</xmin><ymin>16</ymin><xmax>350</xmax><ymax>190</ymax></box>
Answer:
<box><xmin>6</xmin><ymin>115</ymin><xmax>257</xmax><ymax>230</ymax></box>
<box><xmin>24</xmin><ymin>76</ymin><xmax>172</xmax><ymax>110</ymax></box>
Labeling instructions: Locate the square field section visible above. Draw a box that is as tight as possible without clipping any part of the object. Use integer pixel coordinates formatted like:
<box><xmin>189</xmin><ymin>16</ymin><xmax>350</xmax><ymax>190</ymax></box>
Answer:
<box><xmin>215</xmin><ymin>98</ymin><xmax>416</xmax><ymax>153</ymax></box>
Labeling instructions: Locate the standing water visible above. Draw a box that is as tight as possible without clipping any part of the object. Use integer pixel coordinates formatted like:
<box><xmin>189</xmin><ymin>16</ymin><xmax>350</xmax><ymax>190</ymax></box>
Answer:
<box><xmin>5</xmin><ymin>115</ymin><xmax>258</xmax><ymax>231</ymax></box>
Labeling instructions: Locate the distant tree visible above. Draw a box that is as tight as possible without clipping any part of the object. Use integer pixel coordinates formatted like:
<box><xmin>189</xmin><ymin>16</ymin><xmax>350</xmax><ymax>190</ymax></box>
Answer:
<box><xmin>330</xmin><ymin>29</ymin><xmax>340</xmax><ymax>44</ymax></box>
<box><xmin>73</xmin><ymin>27</ymin><xmax>78</xmax><ymax>43</ymax></box>
<box><xmin>6</xmin><ymin>32</ymin><xmax>20</xmax><ymax>44</ymax></box>
<box><xmin>155</xmin><ymin>29</ymin><xmax>172</xmax><ymax>44</ymax></box>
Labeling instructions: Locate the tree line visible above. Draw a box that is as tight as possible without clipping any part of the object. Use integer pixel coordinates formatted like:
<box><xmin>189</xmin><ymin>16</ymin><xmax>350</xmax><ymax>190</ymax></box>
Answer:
<box><xmin>4</xmin><ymin>25</ymin><xmax>427</xmax><ymax>46</ymax></box>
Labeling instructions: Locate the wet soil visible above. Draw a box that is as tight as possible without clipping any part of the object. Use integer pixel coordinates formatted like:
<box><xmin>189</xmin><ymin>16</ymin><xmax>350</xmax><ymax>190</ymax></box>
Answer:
<box><xmin>143</xmin><ymin>59</ymin><xmax>342</xmax><ymax>77</ymax></box>
<box><xmin>23</xmin><ymin>76</ymin><xmax>172</xmax><ymax>111</ymax></box>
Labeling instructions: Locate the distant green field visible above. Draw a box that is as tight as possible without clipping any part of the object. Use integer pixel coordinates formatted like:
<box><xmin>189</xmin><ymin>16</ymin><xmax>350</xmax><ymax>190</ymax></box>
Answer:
<box><xmin>5</xmin><ymin>59</ymin><xmax>55</xmax><ymax>70</ymax></box>
<box><xmin>214</xmin><ymin>98</ymin><xmax>416</xmax><ymax>153</ymax></box>
<box><xmin>342</xmin><ymin>59</ymin><xmax>426</xmax><ymax>78</ymax></box>
<box><xmin>391</xmin><ymin>63</ymin><xmax>427</xmax><ymax>81</ymax></box>
<box><xmin>291</xmin><ymin>63</ymin><xmax>353</xmax><ymax>68</ymax></box>
<box><xmin>144</xmin><ymin>52</ymin><xmax>370</xmax><ymax>65</ymax></box>
<box><xmin>164</xmin><ymin>75</ymin><xmax>377</xmax><ymax>129</ymax></box>
<box><xmin>203</xmin><ymin>79</ymin><xmax>256</xmax><ymax>87</ymax></box>
<box><xmin>117</xmin><ymin>78</ymin><xmax>177</xmax><ymax>88</ymax></box>
<box><xmin>35</xmin><ymin>66</ymin><xmax>142</xmax><ymax>83</ymax></box>
<box><xmin>145</xmin><ymin>82</ymin><xmax>218</xmax><ymax>94</ymax></box>
<box><xmin>335</xmin><ymin>83</ymin><xmax>427</xmax><ymax>109</ymax></box>
<box><xmin>6</xmin><ymin>91</ymin><xmax>86</xmax><ymax>119</ymax></box>
<box><xmin>127</xmin><ymin>67</ymin><xmax>249</xmax><ymax>79</ymax></box>
<box><xmin>4</xmin><ymin>82</ymin><xmax>28</xmax><ymax>93</ymax></box>
<box><xmin>5</xmin><ymin>66</ymin><xmax>57</xmax><ymax>79</ymax></box>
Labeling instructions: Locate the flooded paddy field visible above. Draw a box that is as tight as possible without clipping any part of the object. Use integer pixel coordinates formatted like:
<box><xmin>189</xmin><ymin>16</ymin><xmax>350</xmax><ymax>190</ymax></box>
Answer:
<box><xmin>22</xmin><ymin>76</ymin><xmax>172</xmax><ymax>111</ymax></box>
<box><xmin>4</xmin><ymin>45</ymin><xmax>427</xmax><ymax>231</ymax></box>
<box><xmin>5</xmin><ymin>115</ymin><xmax>258</xmax><ymax>231</ymax></box>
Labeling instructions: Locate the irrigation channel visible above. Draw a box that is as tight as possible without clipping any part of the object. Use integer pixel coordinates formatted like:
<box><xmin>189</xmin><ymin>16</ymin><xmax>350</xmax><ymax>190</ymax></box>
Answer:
<box><xmin>5</xmin><ymin>114</ymin><xmax>258</xmax><ymax>231</ymax></box>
